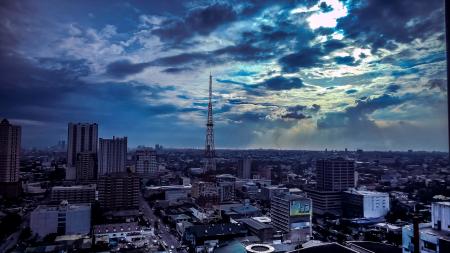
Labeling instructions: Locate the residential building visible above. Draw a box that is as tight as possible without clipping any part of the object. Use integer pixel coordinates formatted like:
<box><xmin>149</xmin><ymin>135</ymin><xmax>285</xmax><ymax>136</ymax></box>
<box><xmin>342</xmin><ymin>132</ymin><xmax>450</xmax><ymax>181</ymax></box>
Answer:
<box><xmin>67</xmin><ymin>123</ymin><xmax>98</xmax><ymax>168</ymax></box>
<box><xmin>135</xmin><ymin>149</ymin><xmax>158</xmax><ymax>177</ymax></box>
<box><xmin>98</xmin><ymin>137</ymin><xmax>127</xmax><ymax>175</ymax></box>
<box><xmin>75</xmin><ymin>152</ymin><xmax>97</xmax><ymax>181</ymax></box>
<box><xmin>51</xmin><ymin>185</ymin><xmax>96</xmax><ymax>204</ymax></box>
<box><xmin>97</xmin><ymin>173</ymin><xmax>139</xmax><ymax>210</ymax></box>
<box><xmin>30</xmin><ymin>201</ymin><xmax>91</xmax><ymax>238</ymax></box>
<box><xmin>0</xmin><ymin>119</ymin><xmax>21</xmax><ymax>197</ymax></box>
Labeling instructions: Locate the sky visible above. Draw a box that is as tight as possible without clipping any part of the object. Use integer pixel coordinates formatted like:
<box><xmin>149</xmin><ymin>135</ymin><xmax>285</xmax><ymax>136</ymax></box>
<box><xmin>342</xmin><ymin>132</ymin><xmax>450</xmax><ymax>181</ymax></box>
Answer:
<box><xmin>0</xmin><ymin>0</ymin><xmax>448</xmax><ymax>151</ymax></box>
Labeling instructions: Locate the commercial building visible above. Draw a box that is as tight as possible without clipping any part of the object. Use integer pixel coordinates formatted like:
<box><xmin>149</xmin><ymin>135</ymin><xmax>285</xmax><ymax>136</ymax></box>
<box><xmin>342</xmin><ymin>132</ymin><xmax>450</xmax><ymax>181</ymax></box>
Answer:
<box><xmin>316</xmin><ymin>157</ymin><xmax>355</xmax><ymax>191</ymax></box>
<box><xmin>270</xmin><ymin>193</ymin><xmax>312</xmax><ymax>242</ymax></box>
<box><xmin>98</xmin><ymin>137</ymin><xmax>127</xmax><ymax>175</ymax></box>
<box><xmin>239</xmin><ymin>218</ymin><xmax>274</xmax><ymax>242</ymax></box>
<box><xmin>75</xmin><ymin>152</ymin><xmax>97</xmax><ymax>181</ymax></box>
<box><xmin>261</xmin><ymin>186</ymin><xmax>289</xmax><ymax>201</ymax></box>
<box><xmin>402</xmin><ymin>202</ymin><xmax>450</xmax><ymax>253</ymax></box>
<box><xmin>67</xmin><ymin>123</ymin><xmax>98</xmax><ymax>168</ymax></box>
<box><xmin>51</xmin><ymin>185</ymin><xmax>96</xmax><ymax>204</ymax></box>
<box><xmin>343</xmin><ymin>189</ymin><xmax>390</xmax><ymax>219</ymax></box>
<box><xmin>30</xmin><ymin>201</ymin><xmax>91</xmax><ymax>238</ymax></box>
<box><xmin>0</xmin><ymin>119</ymin><xmax>21</xmax><ymax>197</ymax></box>
<box><xmin>135</xmin><ymin>149</ymin><xmax>158</xmax><ymax>176</ymax></box>
<box><xmin>97</xmin><ymin>173</ymin><xmax>139</xmax><ymax>210</ymax></box>
<box><xmin>304</xmin><ymin>157</ymin><xmax>356</xmax><ymax>216</ymax></box>
<box><xmin>238</xmin><ymin>157</ymin><xmax>252</xmax><ymax>179</ymax></box>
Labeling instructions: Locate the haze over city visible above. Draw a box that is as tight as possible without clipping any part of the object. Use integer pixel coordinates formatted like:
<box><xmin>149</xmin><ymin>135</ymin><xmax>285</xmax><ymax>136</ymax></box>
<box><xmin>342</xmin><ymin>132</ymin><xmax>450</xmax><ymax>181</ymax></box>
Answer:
<box><xmin>0</xmin><ymin>0</ymin><xmax>447</xmax><ymax>151</ymax></box>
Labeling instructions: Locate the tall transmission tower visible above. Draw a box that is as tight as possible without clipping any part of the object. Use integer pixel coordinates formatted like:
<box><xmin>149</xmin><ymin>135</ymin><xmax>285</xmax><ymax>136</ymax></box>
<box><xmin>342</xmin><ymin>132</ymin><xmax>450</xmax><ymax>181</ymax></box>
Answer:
<box><xmin>204</xmin><ymin>73</ymin><xmax>216</xmax><ymax>172</ymax></box>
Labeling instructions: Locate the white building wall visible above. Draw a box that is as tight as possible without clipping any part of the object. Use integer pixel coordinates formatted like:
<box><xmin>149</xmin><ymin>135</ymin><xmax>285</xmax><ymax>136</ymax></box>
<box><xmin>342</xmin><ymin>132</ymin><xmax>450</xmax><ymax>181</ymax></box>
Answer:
<box><xmin>30</xmin><ymin>210</ymin><xmax>58</xmax><ymax>237</ymax></box>
<box><xmin>432</xmin><ymin>202</ymin><xmax>450</xmax><ymax>232</ymax></box>
<box><xmin>66</xmin><ymin>208</ymin><xmax>91</xmax><ymax>235</ymax></box>
<box><xmin>362</xmin><ymin>193</ymin><xmax>390</xmax><ymax>218</ymax></box>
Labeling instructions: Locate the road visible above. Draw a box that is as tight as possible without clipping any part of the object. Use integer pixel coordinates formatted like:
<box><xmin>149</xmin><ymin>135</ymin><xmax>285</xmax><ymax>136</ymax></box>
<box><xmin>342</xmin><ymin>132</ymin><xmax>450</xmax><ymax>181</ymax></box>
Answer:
<box><xmin>0</xmin><ymin>213</ymin><xmax>30</xmax><ymax>253</ymax></box>
<box><xmin>140</xmin><ymin>195</ymin><xmax>181</xmax><ymax>252</ymax></box>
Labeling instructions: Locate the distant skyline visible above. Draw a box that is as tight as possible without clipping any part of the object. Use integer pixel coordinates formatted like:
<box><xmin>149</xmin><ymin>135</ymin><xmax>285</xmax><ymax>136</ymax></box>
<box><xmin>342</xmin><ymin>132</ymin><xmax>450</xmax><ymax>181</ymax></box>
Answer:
<box><xmin>0</xmin><ymin>0</ymin><xmax>448</xmax><ymax>151</ymax></box>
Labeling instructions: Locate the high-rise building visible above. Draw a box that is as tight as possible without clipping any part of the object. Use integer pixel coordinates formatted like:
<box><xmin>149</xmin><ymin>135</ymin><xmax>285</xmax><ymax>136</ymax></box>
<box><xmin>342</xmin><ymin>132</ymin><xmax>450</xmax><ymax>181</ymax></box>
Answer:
<box><xmin>216</xmin><ymin>174</ymin><xmax>236</xmax><ymax>203</ymax></box>
<box><xmin>51</xmin><ymin>185</ymin><xmax>96</xmax><ymax>204</ymax></box>
<box><xmin>316</xmin><ymin>157</ymin><xmax>355</xmax><ymax>191</ymax></box>
<box><xmin>270</xmin><ymin>193</ymin><xmax>312</xmax><ymax>242</ymax></box>
<box><xmin>30</xmin><ymin>201</ymin><xmax>91</xmax><ymax>238</ymax></box>
<box><xmin>97</xmin><ymin>173</ymin><xmax>139</xmax><ymax>210</ymax></box>
<box><xmin>135</xmin><ymin>149</ymin><xmax>158</xmax><ymax>176</ymax></box>
<box><xmin>98</xmin><ymin>137</ymin><xmax>127</xmax><ymax>175</ymax></box>
<box><xmin>191</xmin><ymin>181</ymin><xmax>219</xmax><ymax>207</ymax></box>
<box><xmin>0</xmin><ymin>119</ymin><xmax>21</xmax><ymax>198</ymax></box>
<box><xmin>237</xmin><ymin>157</ymin><xmax>252</xmax><ymax>179</ymax></box>
<box><xmin>75</xmin><ymin>152</ymin><xmax>97</xmax><ymax>181</ymax></box>
<box><xmin>67</xmin><ymin>123</ymin><xmax>98</xmax><ymax>168</ymax></box>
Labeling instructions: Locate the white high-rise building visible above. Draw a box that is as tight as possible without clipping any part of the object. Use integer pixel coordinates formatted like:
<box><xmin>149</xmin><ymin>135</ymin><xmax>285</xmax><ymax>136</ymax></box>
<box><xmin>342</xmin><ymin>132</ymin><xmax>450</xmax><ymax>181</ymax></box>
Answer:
<box><xmin>98</xmin><ymin>137</ymin><xmax>127</xmax><ymax>175</ymax></box>
<box><xmin>0</xmin><ymin>119</ymin><xmax>21</xmax><ymax>183</ymax></box>
<box><xmin>67</xmin><ymin>123</ymin><xmax>98</xmax><ymax>168</ymax></box>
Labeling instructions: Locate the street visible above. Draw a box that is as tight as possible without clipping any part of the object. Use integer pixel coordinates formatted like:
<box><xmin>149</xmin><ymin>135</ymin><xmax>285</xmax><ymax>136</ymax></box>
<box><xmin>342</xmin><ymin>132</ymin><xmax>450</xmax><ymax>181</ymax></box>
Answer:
<box><xmin>140</xmin><ymin>195</ymin><xmax>182</xmax><ymax>252</ymax></box>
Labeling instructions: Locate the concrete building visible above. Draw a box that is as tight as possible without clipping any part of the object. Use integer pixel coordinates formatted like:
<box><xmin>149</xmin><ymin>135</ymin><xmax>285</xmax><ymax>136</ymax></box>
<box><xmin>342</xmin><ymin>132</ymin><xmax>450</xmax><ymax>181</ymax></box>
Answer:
<box><xmin>30</xmin><ymin>201</ymin><xmax>91</xmax><ymax>238</ymax></box>
<box><xmin>67</xmin><ymin>123</ymin><xmax>98</xmax><ymax>168</ymax></box>
<box><xmin>98</xmin><ymin>137</ymin><xmax>127</xmax><ymax>175</ymax></box>
<box><xmin>192</xmin><ymin>181</ymin><xmax>219</xmax><ymax>207</ymax></box>
<box><xmin>51</xmin><ymin>185</ymin><xmax>96</xmax><ymax>204</ymax></box>
<box><xmin>0</xmin><ymin>119</ymin><xmax>21</xmax><ymax>197</ymax></box>
<box><xmin>304</xmin><ymin>189</ymin><xmax>342</xmax><ymax>216</ymax></box>
<box><xmin>216</xmin><ymin>174</ymin><xmax>236</xmax><ymax>203</ymax></box>
<box><xmin>238</xmin><ymin>157</ymin><xmax>252</xmax><ymax>179</ymax></box>
<box><xmin>75</xmin><ymin>152</ymin><xmax>97</xmax><ymax>181</ymax></box>
<box><xmin>343</xmin><ymin>189</ymin><xmax>390</xmax><ymax>219</ymax></box>
<box><xmin>261</xmin><ymin>186</ymin><xmax>289</xmax><ymax>201</ymax></box>
<box><xmin>135</xmin><ymin>149</ymin><xmax>158</xmax><ymax>176</ymax></box>
<box><xmin>402</xmin><ymin>202</ymin><xmax>450</xmax><ymax>253</ymax></box>
<box><xmin>316</xmin><ymin>157</ymin><xmax>355</xmax><ymax>191</ymax></box>
<box><xmin>271</xmin><ymin>193</ymin><xmax>312</xmax><ymax>242</ymax></box>
<box><xmin>239</xmin><ymin>218</ymin><xmax>274</xmax><ymax>242</ymax></box>
<box><xmin>97</xmin><ymin>173</ymin><xmax>139</xmax><ymax>210</ymax></box>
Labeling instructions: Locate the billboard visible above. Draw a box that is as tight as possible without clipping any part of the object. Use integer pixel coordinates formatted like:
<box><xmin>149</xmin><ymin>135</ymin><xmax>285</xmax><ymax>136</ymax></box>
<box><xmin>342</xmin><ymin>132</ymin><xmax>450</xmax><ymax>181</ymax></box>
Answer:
<box><xmin>290</xmin><ymin>199</ymin><xmax>311</xmax><ymax>216</ymax></box>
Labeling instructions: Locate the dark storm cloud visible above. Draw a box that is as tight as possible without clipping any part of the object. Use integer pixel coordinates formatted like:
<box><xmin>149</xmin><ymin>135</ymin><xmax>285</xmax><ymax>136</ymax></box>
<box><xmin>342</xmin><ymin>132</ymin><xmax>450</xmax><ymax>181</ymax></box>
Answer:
<box><xmin>334</xmin><ymin>56</ymin><xmax>357</xmax><ymax>66</ymax></box>
<box><xmin>279</xmin><ymin>47</ymin><xmax>323</xmax><ymax>73</ymax></box>
<box><xmin>280</xmin><ymin>104</ymin><xmax>320</xmax><ymax>120</ymax></box>
<box><xmin>105</xmin><ymin>59</ymin><xmax>151</xmax><ymax>78</ymax></box>
<box><xmin>322</xmin><ymin>39</ymin><xmax>347</xmax><ymax>53</ymax></box>
<box><xmin>426</xmin><ymin>79</ymin><xmax>447</xmax><ymax>92</ymax></box>
<box><xmin>337</xmin><ymin>0</ymin><xmax>445</xmax><ymax>52</ymax></box>
<box><xmin>281</xmin><ymin>112</ymin><xmax>311</xmax><ymax>120</ymax></box>
<box><xmin>162</xmin><ymin>67</ymin><xmax>193</xmax><ymax>74</ymax></box>
<box><xmin>386</xmin><ymin>84</ymin><xmax>401</xmax><ymax>93</ymax></box>
<box><xmin>345</xmin><ymin>89</ymin><xmax>357</xmax><ymax>94</ymax></box>
<box><xmin>317</xmin><ymin>94</ymin><xmax>410</xmax><ymax>129</ymax></box>
<box><xmin>319</xmin><ymin>2</ymin><xmax>333</xmax><ymax>13</ymax></box>
<box><xmin>153</xmin><ymin>3</ymin><xmax>237</xmax><ymax>43</ymax></box>
<box><xmin>259</xmin><ymin>76</ymin><xmax>304</xmax><ymax>90</ymax></box>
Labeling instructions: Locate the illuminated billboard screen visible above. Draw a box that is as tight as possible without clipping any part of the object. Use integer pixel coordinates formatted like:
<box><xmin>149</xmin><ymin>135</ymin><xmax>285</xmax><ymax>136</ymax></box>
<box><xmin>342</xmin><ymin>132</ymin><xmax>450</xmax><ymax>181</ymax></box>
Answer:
<box><xmin>290</xmin><ymin>199</ymin><xmax>311</xmax><ymax>216</ymax></box>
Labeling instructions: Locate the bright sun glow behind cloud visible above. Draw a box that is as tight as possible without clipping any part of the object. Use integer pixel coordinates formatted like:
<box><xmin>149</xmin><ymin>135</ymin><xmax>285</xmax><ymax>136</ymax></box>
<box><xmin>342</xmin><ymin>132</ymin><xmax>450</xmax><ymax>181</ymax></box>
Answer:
<box><xmin>306</xmin><ymin>0</ymin><xmax>348</xmax><ymax>29</ymax></box>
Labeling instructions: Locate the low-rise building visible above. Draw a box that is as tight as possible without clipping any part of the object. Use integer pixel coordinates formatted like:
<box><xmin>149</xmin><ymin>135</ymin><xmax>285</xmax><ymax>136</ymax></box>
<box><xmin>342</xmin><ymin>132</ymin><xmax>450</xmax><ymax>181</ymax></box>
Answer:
<box><xmin>343</xmin><ymin>189</ymin><xmax>390</xmax><ymax>219</ymax></box>
<box><xmin>51</xmin><ymin>184</ymin><xmax>96</xmax><ymax>204</ymax></box>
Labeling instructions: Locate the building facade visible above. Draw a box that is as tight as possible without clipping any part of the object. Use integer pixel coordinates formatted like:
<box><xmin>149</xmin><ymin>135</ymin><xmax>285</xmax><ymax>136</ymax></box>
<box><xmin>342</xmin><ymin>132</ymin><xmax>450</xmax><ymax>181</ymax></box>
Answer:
<box><xmin>97</xmin><ymin>173</ymin><xmax>139</xmax><ymax>210</ymax></box>
<box><xmin>98</xmin><ymin>137</ymin><xmax>127</xmax><ymax>175</ymax></box>
<box><xmin>237</xmin><ymin>157</ymin><xmax>252</xmax><ymax>179</ymax></box>
<box><xmin>343</xmin><ymin>189</ymin><xmax>390</xmax><ymax>219</ymax></box>
<box><xmin>75</xmin><ymin>152</ymin><xmax>97</xmax><ymax>181</ymax></box>
<box><xmin>135</xmin><ymin>149</ymin><xmax>158</xmax><ymax>176</ymax></box>
<box><xmin>51</xmin><ymin>185</ymin><xmax>96</xmax><ymax>204</ymax></box>
<box><xmin>270</xmin><ymin>193</ymin><xmax>312</xmax><ymax>242</ymax></box>
<box><xmin>67</xmin><ymin>123</ymin><xmax>98</xmax><ymax>168</ymax></box>
<box><xmin>316</xmin><ymin>157</ymin><xmax>355</xmax><ymax>191</ymax></box>
<box><xmin>30</xmin><ymin>201</ymin><xmax>91</xmax><ymax>238</ymax></box>
<box><xmin>0</xmin><ymin>119</ymin><xmax>21</xmax><ymax>183</ymax></box>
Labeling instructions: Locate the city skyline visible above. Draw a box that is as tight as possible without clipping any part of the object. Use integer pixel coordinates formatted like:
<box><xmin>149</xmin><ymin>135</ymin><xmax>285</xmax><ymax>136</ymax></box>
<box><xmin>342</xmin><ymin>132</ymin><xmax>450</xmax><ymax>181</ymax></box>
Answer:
<box><xmin>0</xmin><ymin>0</ymin><xmax>448</xmax><ymax>151</ymax></box>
